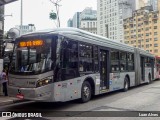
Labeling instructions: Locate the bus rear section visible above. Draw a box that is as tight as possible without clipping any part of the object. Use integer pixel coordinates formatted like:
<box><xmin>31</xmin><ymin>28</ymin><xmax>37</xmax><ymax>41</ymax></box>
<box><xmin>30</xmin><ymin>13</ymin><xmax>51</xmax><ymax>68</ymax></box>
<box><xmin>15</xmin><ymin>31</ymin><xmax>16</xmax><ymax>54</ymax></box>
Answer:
<box><xmin>155</xmin><ymin>56</ymin><xmax>160</xmax><ymax>79</ymax></box>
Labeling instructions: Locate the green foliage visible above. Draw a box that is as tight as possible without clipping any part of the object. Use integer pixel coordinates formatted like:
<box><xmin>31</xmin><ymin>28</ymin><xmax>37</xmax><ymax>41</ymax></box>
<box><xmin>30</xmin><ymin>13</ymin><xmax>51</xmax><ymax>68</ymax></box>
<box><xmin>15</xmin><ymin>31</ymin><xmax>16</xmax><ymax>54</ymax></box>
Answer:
<box><xmin>49</xmin><ymin>10</ymin><xmax>57</xmax><ymax>20</ymax></box>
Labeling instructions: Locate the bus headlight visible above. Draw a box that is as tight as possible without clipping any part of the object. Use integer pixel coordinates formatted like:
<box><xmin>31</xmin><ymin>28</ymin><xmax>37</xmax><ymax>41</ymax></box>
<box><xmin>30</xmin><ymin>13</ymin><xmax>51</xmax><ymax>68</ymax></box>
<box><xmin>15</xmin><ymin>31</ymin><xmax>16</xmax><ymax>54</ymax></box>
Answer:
<box><xmin>36</xmin><ymin>77</ymin><xmax>52</xmax><ymax>87</ymax></box>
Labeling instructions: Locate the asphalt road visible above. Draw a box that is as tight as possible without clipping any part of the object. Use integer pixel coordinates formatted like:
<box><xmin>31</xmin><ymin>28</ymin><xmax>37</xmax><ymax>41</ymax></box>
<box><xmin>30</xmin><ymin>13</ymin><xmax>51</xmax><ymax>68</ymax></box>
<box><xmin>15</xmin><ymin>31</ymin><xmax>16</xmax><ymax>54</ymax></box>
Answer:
<box><xmin>1</xmin><ymin>80</ymin><xmax>160</xmax><ymax>120</ymax></box>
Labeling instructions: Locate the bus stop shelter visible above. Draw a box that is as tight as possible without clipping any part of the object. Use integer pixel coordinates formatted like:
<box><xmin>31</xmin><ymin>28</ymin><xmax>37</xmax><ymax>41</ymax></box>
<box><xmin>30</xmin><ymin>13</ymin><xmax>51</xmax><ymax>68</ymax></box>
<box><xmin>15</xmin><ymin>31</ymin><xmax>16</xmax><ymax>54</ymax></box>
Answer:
<box><xmin>0</xmin><ymin>0</ymin><xmax>17</xmax><ymax>95</ymax></box>
<box><xmin>0</xmin><ymin>0</ymin><xmax>17</xmax><ymax>6</ymax></box>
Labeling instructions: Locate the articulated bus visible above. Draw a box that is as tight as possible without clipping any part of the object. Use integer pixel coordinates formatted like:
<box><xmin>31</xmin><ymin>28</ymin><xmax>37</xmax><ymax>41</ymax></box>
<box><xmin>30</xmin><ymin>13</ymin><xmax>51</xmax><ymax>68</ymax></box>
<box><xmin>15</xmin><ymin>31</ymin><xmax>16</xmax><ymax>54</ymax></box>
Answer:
<box><xmin>8</xmin><ymin>28</ymin><xmax>155</xmax><ymax>102</ymax></box>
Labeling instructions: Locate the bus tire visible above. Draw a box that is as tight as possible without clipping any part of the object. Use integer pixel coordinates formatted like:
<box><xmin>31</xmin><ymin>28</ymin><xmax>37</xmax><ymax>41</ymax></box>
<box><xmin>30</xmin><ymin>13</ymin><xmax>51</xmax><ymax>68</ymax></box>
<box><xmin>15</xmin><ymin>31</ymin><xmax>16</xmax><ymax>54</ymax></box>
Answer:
<box><xmin>123</xmin><ymin>77</ymin><xmax>129</xmax><ymax>92</ymax></box>
<box><xmin>80</xmin><ymin>81</ymin><xmax>92</xmax><ymax>103</ymax></box>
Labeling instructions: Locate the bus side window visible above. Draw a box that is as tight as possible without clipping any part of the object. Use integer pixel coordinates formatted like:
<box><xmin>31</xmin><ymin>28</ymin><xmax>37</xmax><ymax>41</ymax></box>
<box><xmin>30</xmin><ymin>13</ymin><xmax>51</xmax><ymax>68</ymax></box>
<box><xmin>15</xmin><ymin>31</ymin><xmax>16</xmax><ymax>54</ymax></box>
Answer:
<box><xmin>145</xmin><ymin>57</ymin><xmax>151</xmax><ymax>67</ymax></box>
<box><xmin>110</xmin><ymin>50</ymin><xmax>119</xmax><ymax>72</ymax></box>
<box><xmin>127</xmin><ymin>53</ymin><xmax>134</xmax><ymax>71</ymax></box>
<box><xmin>120</xmin><ymin>52</ymin><xmax>127</xmax><ymax>71</ymax></box>
<box><xmin>79</xmin><ymin>43</ymin><xmax>93</xmax><ymax>73</ymax></box>
<box><xmin>59</xmin><ymin>39</ymin><xmax>79</xmax><ymax>81</ymax></box>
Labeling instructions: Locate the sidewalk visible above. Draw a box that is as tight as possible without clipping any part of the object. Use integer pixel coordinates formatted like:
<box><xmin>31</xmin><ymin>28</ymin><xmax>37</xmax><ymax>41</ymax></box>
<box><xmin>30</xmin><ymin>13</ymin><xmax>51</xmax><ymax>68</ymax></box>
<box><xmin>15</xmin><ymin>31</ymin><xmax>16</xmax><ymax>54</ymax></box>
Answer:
<box><xmin>0</xmin><ymin>85</ymin><xmax>28</xmax><ymax>106</ymax></box>
<box><xmin>0</xmin><ymin>82</ymin><xmax>24</xmax><ymax>106</ymax></box>
<box><xmin>0</xmin><ymin>95</ymin><xmax>24</xmax><ymax>106</ymax></box>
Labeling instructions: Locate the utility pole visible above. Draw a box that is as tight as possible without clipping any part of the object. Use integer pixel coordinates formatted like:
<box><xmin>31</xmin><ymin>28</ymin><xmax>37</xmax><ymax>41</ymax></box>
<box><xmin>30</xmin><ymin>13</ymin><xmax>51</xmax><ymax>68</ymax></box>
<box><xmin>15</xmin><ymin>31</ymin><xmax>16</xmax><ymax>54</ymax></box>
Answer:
<box><xmin>50</xmin><ymin>0</ymin><xmax>62</xmax><ymax>27</ymax></box>
<box><xmin>20</xmin><ymin>0</ymin><xmax>23</xmax><ymax>34</ymax></box>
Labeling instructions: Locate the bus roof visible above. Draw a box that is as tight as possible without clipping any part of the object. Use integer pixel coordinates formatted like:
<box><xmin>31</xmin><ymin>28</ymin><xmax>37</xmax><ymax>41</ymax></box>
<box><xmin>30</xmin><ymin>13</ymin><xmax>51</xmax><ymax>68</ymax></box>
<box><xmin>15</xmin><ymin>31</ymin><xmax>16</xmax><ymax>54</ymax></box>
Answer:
<box><xmin>19</xmin><ymin>27</ymin><xmax>154</xmax><ymax>57</ymax></box>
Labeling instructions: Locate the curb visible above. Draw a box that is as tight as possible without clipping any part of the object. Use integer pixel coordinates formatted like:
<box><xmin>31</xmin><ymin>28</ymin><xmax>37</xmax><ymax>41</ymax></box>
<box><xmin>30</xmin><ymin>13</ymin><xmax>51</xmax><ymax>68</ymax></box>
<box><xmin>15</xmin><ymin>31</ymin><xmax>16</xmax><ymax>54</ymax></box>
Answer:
<box><xmin>0</xmin><ymin>100</ymin><xmax>13</xmax><ymax>106</ymax></box>
<box><xmin>13</xmin><ymin>99</ymin><xmax>29</xmax><ymax>103</ymax></box>
<box><xmin>0</xmin><ymin>98</ymin><xmax>28</xmax><ymax>106</ymax></box>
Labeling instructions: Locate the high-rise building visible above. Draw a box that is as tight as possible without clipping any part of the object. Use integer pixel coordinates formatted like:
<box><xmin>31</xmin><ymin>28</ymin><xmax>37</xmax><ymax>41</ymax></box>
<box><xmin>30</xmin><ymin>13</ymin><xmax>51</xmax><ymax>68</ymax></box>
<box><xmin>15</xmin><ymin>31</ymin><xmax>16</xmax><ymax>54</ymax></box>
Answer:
<box><xmin>67</xmin><ymin>7</ymin><xmax>97</xmax><ymax>34</ymax></box>
<box><xmin>80</xmin><ymin>18</ymin><xmax>97</xmax><ymax>34</ymax></box>
<box><xmin>158</xmin><ymin>0</ymin><xmax>160</xmax><ymax>11</ymax></box>
<box><xmin>80</xmin><ymin>7</ymin><xmax>97</xmax><ymax>20</ymax></box>
<box><xmin>67</xmin><ymin>19</ymin><xmax>73</xmax><ymax>27</ymax></box>
<box><xmin>128</xmin><ymin>0</ymin><xmax>145</xmax><ymax>11</ymax></box>
<box><xmin>80</xmin><ymin>7</ymin><xmax>97</xmax><ymax>34</ymax></box>
<box><xmin>147</xmin><ymin>0</ymin><xmax>158</xmax><ymax>11</ymax></box>
<box><xmin>123</xmin><ymin>6</ymin><xmax>159</xmax><ymax>56</ymax></box>
<box><xmin>139</xmin><ymin>0</ymin><xmax>146</xmax><ymax>8</ymax></box>
<box><xmin>97</xmin><ymin>0</ymin><xmax>146</xmax><ymax>42</ymax></box>
<box><xmin>157</xmin><ymin>0</ymin><xmax>160</xmax><ymax>56</ymax></box>
<box><xmin>72</xmin><ymin>12</ymin><xmax>81</xmax><ymax>28</ymax></box>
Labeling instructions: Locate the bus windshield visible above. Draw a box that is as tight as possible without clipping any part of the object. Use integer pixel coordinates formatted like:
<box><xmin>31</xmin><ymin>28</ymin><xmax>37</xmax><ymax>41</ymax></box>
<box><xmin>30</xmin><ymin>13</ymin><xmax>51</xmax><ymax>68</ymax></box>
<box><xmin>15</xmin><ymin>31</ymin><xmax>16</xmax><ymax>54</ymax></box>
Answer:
<box><xmin>9</xmin><ymin>37</ymin><xmax>57</xmax><ymax>75</ymax></box>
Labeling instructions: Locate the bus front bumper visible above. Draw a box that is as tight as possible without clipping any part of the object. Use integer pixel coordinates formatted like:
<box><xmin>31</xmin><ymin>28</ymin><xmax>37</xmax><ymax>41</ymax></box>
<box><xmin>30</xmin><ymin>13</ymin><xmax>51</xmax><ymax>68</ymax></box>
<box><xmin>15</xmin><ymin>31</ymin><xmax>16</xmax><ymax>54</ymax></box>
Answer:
<box><xmin>8</xmin><ymin>85</ymin><xmax>53</xmax><ymax>102</ymax></box>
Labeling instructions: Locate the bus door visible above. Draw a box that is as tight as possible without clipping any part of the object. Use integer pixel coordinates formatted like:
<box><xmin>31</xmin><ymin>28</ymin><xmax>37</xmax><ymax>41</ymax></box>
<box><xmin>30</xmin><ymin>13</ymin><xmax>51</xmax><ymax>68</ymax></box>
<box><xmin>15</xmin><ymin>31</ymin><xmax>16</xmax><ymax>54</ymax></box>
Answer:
<box><xmin>100</xmin><ymin>49</ymin><xmax>109</xmax><ymax>90</ymax></box>
<box><xmin>140</xmin><ymin>56</ymin><xmax>145</xmax><ymax>81</ymax></box>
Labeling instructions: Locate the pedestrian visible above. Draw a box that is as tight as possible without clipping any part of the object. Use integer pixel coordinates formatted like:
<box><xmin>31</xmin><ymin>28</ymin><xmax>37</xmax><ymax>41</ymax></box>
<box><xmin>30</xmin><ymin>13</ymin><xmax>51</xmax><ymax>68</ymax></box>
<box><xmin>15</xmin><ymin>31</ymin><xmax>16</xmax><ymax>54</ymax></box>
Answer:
<box><xmin>0</xmin><ymin>69</ymin><xmax>8</xmax><ymax>96</ymax></box>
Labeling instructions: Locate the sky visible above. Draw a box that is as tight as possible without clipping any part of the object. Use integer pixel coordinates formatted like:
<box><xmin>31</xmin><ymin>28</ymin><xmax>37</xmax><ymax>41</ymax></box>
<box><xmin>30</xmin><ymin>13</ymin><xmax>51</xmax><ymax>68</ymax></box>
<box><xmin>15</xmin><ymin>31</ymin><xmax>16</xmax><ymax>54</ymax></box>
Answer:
<box><xmin>4</xmin><ymin>0</ymin><xmax>97</xmax><ymax>31</ymax></box>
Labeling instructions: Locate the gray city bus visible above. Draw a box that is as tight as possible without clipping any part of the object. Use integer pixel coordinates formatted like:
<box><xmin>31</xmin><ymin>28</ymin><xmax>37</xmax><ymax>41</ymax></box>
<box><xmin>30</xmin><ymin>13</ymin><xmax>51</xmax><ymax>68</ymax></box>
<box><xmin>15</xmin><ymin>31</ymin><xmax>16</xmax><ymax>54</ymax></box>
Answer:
<box><xmin>8</xmin><ymin>28</ymin><xmax>155</xmax><ymax>102</ymax></box>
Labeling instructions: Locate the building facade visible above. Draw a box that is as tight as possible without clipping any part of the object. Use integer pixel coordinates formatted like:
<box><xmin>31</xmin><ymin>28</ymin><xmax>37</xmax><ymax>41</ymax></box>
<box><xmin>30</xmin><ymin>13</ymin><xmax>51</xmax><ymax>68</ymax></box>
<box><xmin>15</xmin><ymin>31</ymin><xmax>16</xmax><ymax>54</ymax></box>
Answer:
<box><xmin>97</xmin><ymin>0</ymin><xmax>146</xmax><ymax>42</ymax></box>
<box><xmin>16</xmin><ymin>24</ymin><xmax>36</xmax><ymax>35</ymax></box>
<box><xmin>80</xmin><ymin>18</ymin><xmax>97</xmax><ymax>34</ymax></box>
<box><xmin>147</xmin><ymin>0</ymin><xmax>158</xmax><ymax>11</ymax></box>
<box><xmin>157</xmin><ymin>0</ymin><xmax>160</xmax><ymax>56</ymax></box>
<box><xmin>67</xmin><ymin>19</ymin><xmax>73</xmax><ymax>27</ymax></box>
<box><xmin>72</xmin><ymin>12</ymin><xmax>81</xmax><ymax>28</ymax></box>
<box><xmin>80</xmin><ymin>7</ymin><xmax>97</xmax><ymax>20</ymax></box>
<box><xmin>123</xmin><ymin>6</ymin><xmax>160</xmax><ymax>56</ymax></box>
<box><xmin>128</xmin><ymin>0</ymin><xmax>145</xmax><ymax>11</ymax></box>
<box><xmin>79</xmin><ymin>7</ymin><xmax>97</xmax><ymax>34</ymax></box>
<box><xmin>68</xmin><ymin>7</ymin><xmax>97</xmax><ymax>34</ymax></box>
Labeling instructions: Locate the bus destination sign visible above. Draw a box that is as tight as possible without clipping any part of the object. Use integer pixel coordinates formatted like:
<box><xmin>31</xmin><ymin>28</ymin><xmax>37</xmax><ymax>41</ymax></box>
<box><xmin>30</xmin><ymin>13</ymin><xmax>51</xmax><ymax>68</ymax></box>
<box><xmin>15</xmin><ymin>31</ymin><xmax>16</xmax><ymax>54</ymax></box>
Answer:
<box><xmin>19</xmin><ymin>40</ymin><xmax>43</xmax><ymax>47</ymax></box>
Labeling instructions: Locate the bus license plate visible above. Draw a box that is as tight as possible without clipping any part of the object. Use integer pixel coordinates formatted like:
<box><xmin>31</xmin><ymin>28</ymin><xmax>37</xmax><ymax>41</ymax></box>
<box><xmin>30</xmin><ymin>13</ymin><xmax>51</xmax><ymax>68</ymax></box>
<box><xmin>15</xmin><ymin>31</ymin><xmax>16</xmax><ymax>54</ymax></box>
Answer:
<box><xmin>16</xmin><ymin>94</ymin><xmax>24</xmax><ymax>99</ymax></box>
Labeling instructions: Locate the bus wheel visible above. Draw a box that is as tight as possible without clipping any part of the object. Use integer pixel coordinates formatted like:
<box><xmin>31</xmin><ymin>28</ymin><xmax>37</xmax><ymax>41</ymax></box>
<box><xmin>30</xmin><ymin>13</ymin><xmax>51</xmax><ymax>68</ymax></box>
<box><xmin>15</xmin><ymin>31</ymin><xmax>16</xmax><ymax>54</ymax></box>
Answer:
<box><xmin>80</xmin><ymin>81</ymin><xmax>92</xmax><ymax>103</ymax></box>
<box><xmin>123</xmin><ymin>77</ymin><xmax>129</xmax><ymax>92</ymax></box>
